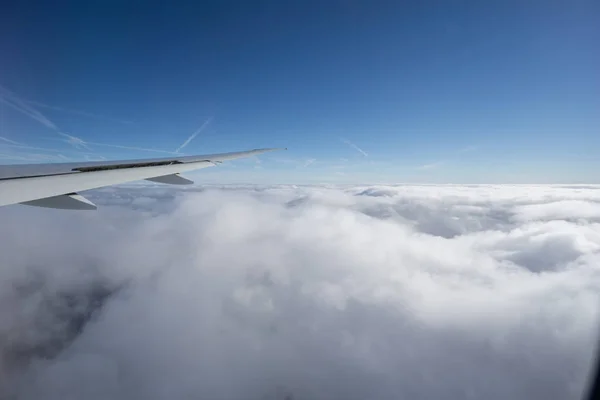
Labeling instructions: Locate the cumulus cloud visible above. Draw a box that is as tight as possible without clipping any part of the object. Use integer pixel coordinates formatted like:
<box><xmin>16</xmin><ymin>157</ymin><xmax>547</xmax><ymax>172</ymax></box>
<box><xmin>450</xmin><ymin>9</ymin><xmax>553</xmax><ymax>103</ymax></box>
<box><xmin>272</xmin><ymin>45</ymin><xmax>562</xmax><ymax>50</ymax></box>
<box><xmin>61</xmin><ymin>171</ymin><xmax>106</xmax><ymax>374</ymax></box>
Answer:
<box><xmin>1</xmin><ymin>184</ymin><xmax>600</xmax><ymax>399</ymax></box>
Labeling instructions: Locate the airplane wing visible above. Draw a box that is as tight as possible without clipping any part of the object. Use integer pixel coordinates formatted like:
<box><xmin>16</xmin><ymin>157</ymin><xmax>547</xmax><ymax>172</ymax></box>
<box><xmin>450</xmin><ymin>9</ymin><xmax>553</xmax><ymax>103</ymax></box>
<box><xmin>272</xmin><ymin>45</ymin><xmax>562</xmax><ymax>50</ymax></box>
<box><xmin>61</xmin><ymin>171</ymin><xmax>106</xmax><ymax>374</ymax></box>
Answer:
<box><xmin>0</xmin><ymin>148</ymin><xmax>284</xmax><ymax>210</ymax></box>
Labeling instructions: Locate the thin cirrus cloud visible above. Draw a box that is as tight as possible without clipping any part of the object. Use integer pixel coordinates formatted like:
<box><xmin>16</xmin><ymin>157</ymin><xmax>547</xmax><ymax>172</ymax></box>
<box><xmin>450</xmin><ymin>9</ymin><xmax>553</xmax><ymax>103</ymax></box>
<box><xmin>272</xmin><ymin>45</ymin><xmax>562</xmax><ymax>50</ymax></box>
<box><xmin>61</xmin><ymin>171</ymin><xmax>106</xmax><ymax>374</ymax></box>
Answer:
<box><xmin>1</xmin><ymin>184</ymin><xmax>598</xmax><ymax>399</ymax></box>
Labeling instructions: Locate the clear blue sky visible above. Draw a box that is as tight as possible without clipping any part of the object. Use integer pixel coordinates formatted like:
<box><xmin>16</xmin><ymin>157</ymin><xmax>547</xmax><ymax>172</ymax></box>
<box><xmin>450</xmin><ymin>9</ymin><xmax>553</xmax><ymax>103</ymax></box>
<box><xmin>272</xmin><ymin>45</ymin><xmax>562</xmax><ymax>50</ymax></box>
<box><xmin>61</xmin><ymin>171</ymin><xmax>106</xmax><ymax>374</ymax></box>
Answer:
<box><xmin>0</xmin><ymin>1</ymin><xmax>598</xmax><ymax>183</ymax></box>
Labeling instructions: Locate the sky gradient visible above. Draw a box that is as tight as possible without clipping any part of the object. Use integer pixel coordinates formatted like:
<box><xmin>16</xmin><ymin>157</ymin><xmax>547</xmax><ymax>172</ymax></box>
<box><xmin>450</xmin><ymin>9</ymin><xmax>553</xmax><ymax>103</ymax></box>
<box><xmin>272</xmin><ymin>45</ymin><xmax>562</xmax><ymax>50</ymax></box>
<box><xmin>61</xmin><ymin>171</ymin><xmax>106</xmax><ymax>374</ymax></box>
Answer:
<box><xmin>0</xmin><ymin>0</ymin><xmax>598</xmax><ymax>183</ymax></box>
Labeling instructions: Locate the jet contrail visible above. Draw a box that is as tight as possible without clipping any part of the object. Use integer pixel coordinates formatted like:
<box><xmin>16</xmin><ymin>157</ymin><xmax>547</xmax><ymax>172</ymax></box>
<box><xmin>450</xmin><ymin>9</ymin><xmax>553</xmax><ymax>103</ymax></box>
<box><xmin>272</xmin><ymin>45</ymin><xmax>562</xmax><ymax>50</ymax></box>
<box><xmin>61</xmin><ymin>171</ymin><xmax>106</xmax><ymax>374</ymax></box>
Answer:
<box><xmin>25</xmin><ymin>100</ymin><xmax>134</xmax><ymax>125</ymax></box>
<box><xmin>2</xmin><ymin>84</ymin><xmax>178</xmax><ymax>156</ymax></box>
<box><xmin>42</xmin><ymin>137</ymin><xmax>179</xmax><ymax>155</ymax></box>
<box><xmin>0</xmin><ymin>153</ymin><xmax>31</xmax><ymax>161</ymax></box>
<box><xmin>1</xmin><ymin>140</ymin><xmax>177</xmax><ymax>164</ymax></box>
<box><xmin>175</xmin><ymin>117</ymin><xmax>212</xmax><ymax>153</ymax></box>
<box><xmin>86</xmin><ymin>141</ymin><xmax>179</xmax><ymax>155</ymax></box>
<box><xmin>58</xmin><ymin>132</ymin><xmax>91</xmax><ymax>150</ymax></box>
<box><xmin>0</xmin><ymin>95</ymin><xmax>58</xmax><ymax>131</ymax></box>
<box><xmin>340</xmin><ymin>138</ymin><xmax>368</xmax><ymax>157</ymax></box>
<box><xmin>0</xmin><ymin>142</ymin><xmax>99</xmax><ymax>156</ymax></box>
<box><xmin>0</xmin><ymin>86</ymin><xmax>90</xmax><ymax>149</ymax></box>
<box><xmin>0</xmin><ymin>85</ymin><xmax>60</xmax><ymax>130</ymax></box>
<box><xmin>85</xmin><ymin>154</ymin><xmax>107</xmax><ymax>161</ymax></box>
<box><xmin>303</xmin><ymin>158</ymin><xmax>316</xmax><ymax>167</ymax></box>
<box><xmin>0</xmin><ymin>151</ymin><xmax>70</xmax><ymax>162</ymax></box>
<box><xmin>0</xmin><ymin>136</ymin><xmax>22</xmax><ymax>145</ymax></box>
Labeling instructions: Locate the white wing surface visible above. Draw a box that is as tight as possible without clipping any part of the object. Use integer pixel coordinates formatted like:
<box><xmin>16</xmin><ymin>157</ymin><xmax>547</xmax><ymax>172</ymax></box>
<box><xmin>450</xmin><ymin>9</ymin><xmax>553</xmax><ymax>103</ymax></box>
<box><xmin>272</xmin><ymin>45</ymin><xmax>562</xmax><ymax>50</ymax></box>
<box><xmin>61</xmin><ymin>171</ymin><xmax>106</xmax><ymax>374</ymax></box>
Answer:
<box><xmin>0</xmin><ymin>148</ymin><xmax>284</xmax><ymax>210</ymax></box>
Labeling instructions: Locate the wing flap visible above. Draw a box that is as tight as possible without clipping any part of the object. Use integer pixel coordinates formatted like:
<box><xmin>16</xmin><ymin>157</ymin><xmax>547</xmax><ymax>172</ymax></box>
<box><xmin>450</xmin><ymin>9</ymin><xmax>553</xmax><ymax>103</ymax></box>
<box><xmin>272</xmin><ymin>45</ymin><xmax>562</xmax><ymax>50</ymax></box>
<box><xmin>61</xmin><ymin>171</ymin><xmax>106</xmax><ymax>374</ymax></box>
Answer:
<box><xmin>145</xmin><ymin>174</ymin><xmax>193</xmax><ymax>185</ymax></box>
<box><xmin>73</xmin><ymin>160</ymin><xmax>182</xmax><ymax>173</ymax></box>
<box><xmin>20</xmin><ymin>193</ymin><xmax>97</xmax><ymax>210</ymax></box>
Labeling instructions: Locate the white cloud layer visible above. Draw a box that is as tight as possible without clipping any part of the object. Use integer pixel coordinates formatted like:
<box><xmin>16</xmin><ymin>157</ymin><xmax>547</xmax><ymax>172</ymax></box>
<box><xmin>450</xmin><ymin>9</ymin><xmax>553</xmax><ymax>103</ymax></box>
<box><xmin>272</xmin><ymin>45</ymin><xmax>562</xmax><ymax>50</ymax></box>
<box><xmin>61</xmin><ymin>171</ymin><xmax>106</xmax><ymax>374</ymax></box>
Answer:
<box><xmin>1</xmin><ymin>184</ymin><xmax>600</xmax><ymax>399</ymax></box>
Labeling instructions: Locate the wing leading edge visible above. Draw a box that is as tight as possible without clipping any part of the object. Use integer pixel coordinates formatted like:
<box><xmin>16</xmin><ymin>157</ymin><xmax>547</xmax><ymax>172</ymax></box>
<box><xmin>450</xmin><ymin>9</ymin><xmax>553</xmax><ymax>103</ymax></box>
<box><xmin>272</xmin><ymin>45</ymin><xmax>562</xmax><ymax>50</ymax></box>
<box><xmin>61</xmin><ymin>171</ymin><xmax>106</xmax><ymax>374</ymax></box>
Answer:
<box><xmin>0</xmin><ymin>147</ymin><xmax>284</xmax><ymax>209</ymax></box>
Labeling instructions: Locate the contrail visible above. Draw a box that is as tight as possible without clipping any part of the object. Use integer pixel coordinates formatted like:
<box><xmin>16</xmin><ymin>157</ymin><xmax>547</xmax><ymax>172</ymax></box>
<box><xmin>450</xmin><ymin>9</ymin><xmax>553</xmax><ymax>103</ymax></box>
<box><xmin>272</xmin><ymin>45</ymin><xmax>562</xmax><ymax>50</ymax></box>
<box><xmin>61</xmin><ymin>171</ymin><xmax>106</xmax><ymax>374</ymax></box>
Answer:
<box><xmin>175</xmin><ymin>117</ymin><xmax>212</xmax><ymax>153</ymax></box>
<box><xmin>1</xmin><ymin>140</ymin><xmax>176</xmax><ymax>163</ymax></box>
<box><xmin>1</xmin><ymin>84</ymin><xmax>177</xmax><ymax>157</ymax></box>
<box><xmin>340</xmin><ymin>138</ymin><xmax>368</xmax><ymax>157</ymax></box>
<box><xmin>0</xmin><ymin>94</ymin><xmax>58</xmax><ymax>131</ymax></box>
<box><xmin>85</xmin><ymin>154</ymin><xmax>107</xmax><ymax>161</ymax></box>
<box><xmin>0</xmin><ymin>152</ymin><xmax>70</xmax><ymax>162</ymax></box>
<box><xmin>0</xmin><ymin>136</ymin><xmax>22</xmax><ymax>145</ymax></box>
<box><xmin>0</xmin><ymin>85</ymin><xmax>90</xmax><ymax>149</ymax></box>
<box><xmin>86</xmin><ymin>141</ymin><xmax>179</xmax><ymax>155</ymax></box>
<box><xmin>0</xmin><ymin>153</ymin><xmax>31</xmax><ymax>161</ymax></box>
<box><xmin>25</xmin><ymin>100</ymin><xmax>134</xmax><ymax>125</ymax></box>
<box><xmin>0</xmin><ymin>142</ymin><xmax>99</xmax><ymax>156</ymax></box>
<box><xmin>303</xmin><ymin>158</ymin><xmax>316</xmax><ymax>167</ymax></box>
<box><xmin>43</xmin><ymin>137</ymin><xmax>179</xmax><ymax>155</ymax></box>
<box><xmin>58</xmin><ymin>132</ymin><xmax>91</xmax><ymax>150</ymax></box>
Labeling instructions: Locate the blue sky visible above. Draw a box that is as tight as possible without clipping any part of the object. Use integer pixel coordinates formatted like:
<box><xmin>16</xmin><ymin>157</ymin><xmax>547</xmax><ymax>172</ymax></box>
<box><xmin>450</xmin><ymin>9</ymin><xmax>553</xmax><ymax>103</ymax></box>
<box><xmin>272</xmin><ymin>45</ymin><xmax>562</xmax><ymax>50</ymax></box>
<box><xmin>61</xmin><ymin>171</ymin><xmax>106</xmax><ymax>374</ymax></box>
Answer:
<box><xmin>0</xmin><ymin>1</ymin><xmax>598</xmax><ymax>183</ymax></box>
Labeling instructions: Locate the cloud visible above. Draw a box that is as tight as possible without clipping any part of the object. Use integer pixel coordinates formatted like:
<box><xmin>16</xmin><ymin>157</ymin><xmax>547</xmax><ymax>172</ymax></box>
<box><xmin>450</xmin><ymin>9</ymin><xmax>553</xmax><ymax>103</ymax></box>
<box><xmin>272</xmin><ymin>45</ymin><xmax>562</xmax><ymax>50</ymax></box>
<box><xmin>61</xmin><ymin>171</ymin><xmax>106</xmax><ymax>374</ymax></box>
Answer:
<box><xmin>1</xmin><ymin>184</ymin><xmax>599</xmax><ymax>399</ymax></box>
<box><xmin>175</xmin><ymin>117</ymin><xmax>212</xmax><ymax>153</ymax></box>
<box><xmin>340</xmin><ymin>138</ymin><xmax>368</xmax><ymax>157</ymax></box>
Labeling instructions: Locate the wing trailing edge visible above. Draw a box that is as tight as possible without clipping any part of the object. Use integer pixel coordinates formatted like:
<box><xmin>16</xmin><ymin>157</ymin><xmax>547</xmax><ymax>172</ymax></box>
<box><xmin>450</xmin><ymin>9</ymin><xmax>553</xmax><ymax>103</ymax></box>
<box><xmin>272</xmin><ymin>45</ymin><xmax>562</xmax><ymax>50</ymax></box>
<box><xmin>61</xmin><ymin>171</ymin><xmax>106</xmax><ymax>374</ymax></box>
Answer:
<box><xmin>0</xmin><ymin>147</ymin><xmax>286</xmax><ymax>209</ymax></box>
<box><xmin>0</xmin><ymin>160</ymin><xmax>213</xmax><ymax>208</ymax></box>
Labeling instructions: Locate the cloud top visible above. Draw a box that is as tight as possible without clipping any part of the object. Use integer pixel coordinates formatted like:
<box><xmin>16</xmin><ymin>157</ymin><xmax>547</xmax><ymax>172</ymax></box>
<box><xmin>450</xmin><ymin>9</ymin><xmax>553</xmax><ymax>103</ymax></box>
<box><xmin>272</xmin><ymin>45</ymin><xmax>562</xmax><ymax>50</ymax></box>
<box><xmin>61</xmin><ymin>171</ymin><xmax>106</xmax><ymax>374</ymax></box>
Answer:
<box><xmin>1</xmin><ymin>184</ymin><xmax>599</xmax><ymax>399</ymax></box>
